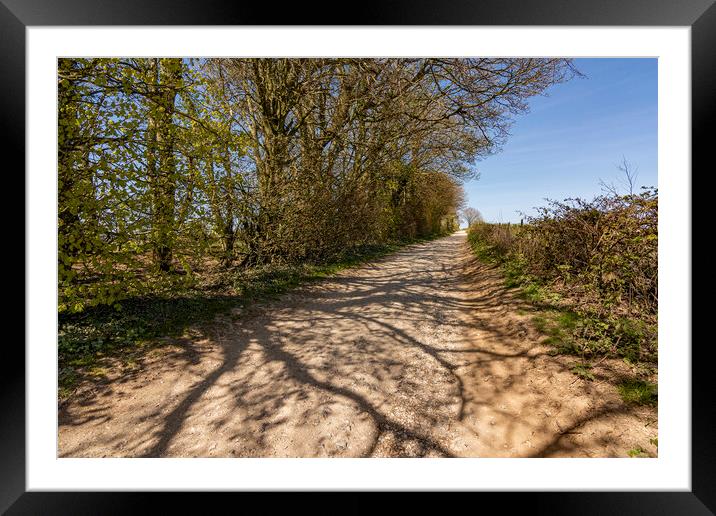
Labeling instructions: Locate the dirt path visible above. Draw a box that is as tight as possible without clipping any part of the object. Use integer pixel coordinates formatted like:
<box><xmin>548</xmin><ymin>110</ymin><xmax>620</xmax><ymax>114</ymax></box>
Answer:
<box><xmin>59</xmin><ymin>232</ymin><xmax>657</xmax><ymax>457</ymax></box>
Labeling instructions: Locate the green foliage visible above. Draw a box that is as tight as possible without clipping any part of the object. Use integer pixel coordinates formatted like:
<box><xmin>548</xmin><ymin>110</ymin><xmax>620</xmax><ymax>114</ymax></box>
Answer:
<box><xmin>571</xmin><ymin>362</ymin><xmax>596</xmax><ymax>381</ymax></box>
<box><xmin>58</xmin><ymin>58</ymin><xmax>206</xmax><ymax>312</ymax></box>
<box><xmin>618</xmin><ymin>379</ymin><xmax>658</xmax><ymax>406</ymax></box>
<box><xmin>627</xmin><ymin>447</ymin><xmax>649</xmax><ymax>458</ymax></box>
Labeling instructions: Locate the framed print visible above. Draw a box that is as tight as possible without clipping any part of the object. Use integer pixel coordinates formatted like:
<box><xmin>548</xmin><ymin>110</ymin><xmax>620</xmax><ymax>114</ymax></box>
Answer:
<box><xmin>3</xmin><ymin>0</ymin><xmax>712</xmax><ymax>512</ymax></box>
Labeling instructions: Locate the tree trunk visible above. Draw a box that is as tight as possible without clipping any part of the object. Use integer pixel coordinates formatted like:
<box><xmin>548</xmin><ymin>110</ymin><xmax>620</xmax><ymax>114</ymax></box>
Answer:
<box><xmin>147</xmin><ymin>58</ymin><xmax>183</xmax><ymax>272</ymax></box>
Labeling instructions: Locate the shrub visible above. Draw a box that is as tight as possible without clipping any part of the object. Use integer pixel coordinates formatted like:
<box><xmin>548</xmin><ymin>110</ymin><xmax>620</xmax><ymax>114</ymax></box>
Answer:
<box><xmin>521</xmin><ymin>189</ymin><xmax>658</xmax><ymax>315</ymax></box>
<box><xmin>468</xmin><ymin>188</ymin><xmax>657</xmax><ymax>362</ymax></box>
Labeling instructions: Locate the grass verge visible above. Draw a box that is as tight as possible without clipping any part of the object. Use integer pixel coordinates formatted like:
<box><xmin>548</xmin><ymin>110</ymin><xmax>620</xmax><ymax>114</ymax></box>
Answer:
<box><xmin>467</xmin><ymin>228</ymin><xmax>656</xmax><ymax>363</ymax></box>
<box><xmin>467</xmin><ymin>226</ymin><xmax>657</xmax><ymax>405</ymax></box>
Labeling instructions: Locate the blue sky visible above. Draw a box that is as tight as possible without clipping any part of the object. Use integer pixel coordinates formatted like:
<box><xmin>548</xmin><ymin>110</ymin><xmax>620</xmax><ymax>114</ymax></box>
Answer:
<box><xmin>463</xmin><ymin>58</ymin><xmax>657</xmax><ymax>224</ymax></box>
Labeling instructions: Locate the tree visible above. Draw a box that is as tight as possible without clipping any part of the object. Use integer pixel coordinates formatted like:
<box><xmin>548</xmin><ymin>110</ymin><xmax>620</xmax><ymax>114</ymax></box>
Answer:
<box><xmin>143</xmin><ymin>58</ymin><xmax>184</xmax><ymax>272</ymax></box>
<box><xmin>58</xmin><ymin>57</ymin><xmax>577</xmax><ymax>312</ymax></box>
<box><xmin>461</xmin><ymin>207</ymin><xmax>484</xmax><ymax>227</ymax></box>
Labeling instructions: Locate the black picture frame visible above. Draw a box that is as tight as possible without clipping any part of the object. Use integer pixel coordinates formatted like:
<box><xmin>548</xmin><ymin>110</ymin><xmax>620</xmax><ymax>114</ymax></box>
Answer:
<box><xmin>3</xmin><ymin>0</ymin><xmax>711</xmax><ymax>513</ymax></box>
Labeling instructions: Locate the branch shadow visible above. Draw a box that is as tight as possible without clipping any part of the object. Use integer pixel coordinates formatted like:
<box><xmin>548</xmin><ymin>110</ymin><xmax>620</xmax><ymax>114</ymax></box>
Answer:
<box><xmin>59</xmin><ymin>234</ymin><xmax>653</xmax><ymax>458</ymax></box>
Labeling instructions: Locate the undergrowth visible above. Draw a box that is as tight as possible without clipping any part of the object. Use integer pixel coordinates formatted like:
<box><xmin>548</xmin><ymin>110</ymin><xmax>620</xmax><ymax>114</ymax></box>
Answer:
<box><xmin>618</xmin><ymin>379</ymin><xmax>658</xmax><ymax>406</ymax></box>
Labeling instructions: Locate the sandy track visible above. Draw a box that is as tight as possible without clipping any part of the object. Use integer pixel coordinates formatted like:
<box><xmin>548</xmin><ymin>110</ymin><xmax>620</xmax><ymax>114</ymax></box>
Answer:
<box><xmin>59</xmin><ymin>232</ymin><xmax>657</xmax><ymax>457</ymax></box>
